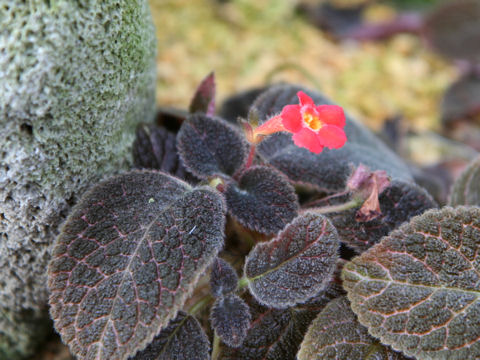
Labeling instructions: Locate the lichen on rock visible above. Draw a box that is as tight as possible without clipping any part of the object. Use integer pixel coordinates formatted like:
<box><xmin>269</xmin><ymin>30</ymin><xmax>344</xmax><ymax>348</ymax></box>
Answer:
<box><xmin>0</xmin><ymin>0</ymin><xmax>157</xmax><ymax>357</ymax></box>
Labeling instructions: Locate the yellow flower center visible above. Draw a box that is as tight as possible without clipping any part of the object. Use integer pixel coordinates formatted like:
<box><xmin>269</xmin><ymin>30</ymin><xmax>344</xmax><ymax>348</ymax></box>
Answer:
<box><xmin>302</xmin><ymin>112</ymin><xmax>322</xmax><ymax>131</ymax></box>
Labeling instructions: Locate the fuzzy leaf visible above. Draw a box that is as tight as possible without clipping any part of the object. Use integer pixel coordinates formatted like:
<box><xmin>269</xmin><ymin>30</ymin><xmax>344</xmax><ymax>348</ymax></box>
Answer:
<box><xmin>211</xmin><ymin>294</ymin><xmax>251</xmax><ymax>348</ymax></box>
<box><xmin>314</xmin><ymin>180</ymin><xmax>437</xmax><ymax>253</ymax></box>
<box><xmin>424</xmin><ymin>0</ymin><xmax>480</xmax><ymax>63</ymax></box>
<box><xmin>259</xmin><ymin>135</ymin><xmax>412</xmax><ymax>193</ymax></box>
<box><xmin>210</xmin><ymin>258</ymin><xmax>239</xmax><ymax>298</ymax></box>
<box><xmin>219</xmin><ymin>271</ymin><xmax>344</xmax><ymax>360</ymax></box>
<box><xmin>129</xmin><ymin>311</ymin><xmax>209</xmax><ymax>360</ymax></box>
<box><xmin>245</xmin><ymin>213</ymin><xmax>339</xmax><ymax>308</ymax></box>
<box><xmin>219</xmin><ymin>87</ymin><xmax>265</xmax><ymax>124</ymax></box>
<box><xmin>225</xmin><ymin>165</ymin><xmax>298</xmax><ymax>235</ymax></box>
<box><xmin>298</xmin><ymin>296</ymin><xmax>408</xmax><ymax>360</ymax></box>
<box><xmin>342</xmin><ymin>206</ymin><xmax>480</xmax><ymax>360</ymax></box>
<box><xmin>449</xmin><ymin>155</ymin><xmax>480</xmax><ymax>207</ymax></box>
<box><xmin>177</xmin><ymin>114</ymin><xmax>249</xmax><ymax>179</ymax></box>
<box><xmin>48</xmin><ymin>170</ymin><xmax>226</xmax><ymax>360</ymax></box>
<box><xmin>190</xmin><ymin>72</ymin><xmax>216</xmax><ymax>116</ymax></box>
<box><xmin>132</xmin><ymin>123</ymin><xmax>193</xmax><ymax>181</ymax></box>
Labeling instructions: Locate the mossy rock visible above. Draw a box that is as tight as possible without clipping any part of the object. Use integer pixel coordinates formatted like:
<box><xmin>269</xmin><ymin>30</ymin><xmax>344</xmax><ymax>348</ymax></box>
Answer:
<box><xmin>0</xmin><ymin>1</ymin><xmax>156</xmax><ymax>357</ymax></box>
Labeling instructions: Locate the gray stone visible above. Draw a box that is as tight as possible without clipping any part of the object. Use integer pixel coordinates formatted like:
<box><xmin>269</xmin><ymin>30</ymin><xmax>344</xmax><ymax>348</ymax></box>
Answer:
<box><xmin>0</xmin><ymin>0</ymin><xmax>157</xmax><ymax>357</ymax></box>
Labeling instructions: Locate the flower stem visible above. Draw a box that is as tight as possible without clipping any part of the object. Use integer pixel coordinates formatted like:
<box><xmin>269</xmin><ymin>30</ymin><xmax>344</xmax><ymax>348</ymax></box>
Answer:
<box><xmin>211</xmin><ymin>332</ymin><xmax>221</xmax><ymax>360</ymax></box>
<box><xmin>305</xmin><ymin>198</ymin><xmax>362</xmax><ymax>215</ymax></box>
<box><xmin>245</xmin><ymin>144</ymin><xmax>256</xmax><ymax>169</ymax></box>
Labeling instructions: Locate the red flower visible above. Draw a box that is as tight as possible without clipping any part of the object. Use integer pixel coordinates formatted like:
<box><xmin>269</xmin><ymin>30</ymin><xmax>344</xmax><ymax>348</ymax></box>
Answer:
<box><xmin>253</xmin><ymin>91</ymin><xmax>347</xmax><ymax>154</ymax></box>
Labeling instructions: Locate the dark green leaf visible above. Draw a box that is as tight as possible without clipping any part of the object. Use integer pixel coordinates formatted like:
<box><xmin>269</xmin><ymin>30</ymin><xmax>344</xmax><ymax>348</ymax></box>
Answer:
<box><xmin>48</xmin><ymin>170</ymin><xmax>226</xmax><ymax>360</ymax></box>
<box><xmin>245</xmin><ymin>213</ymin><xmax>339</xmax><ymax>308</ymax></box>
<box><xmin>343</xmin><ymin>206</ymin><xmax>480</xmax><ymax>360</ymax></box>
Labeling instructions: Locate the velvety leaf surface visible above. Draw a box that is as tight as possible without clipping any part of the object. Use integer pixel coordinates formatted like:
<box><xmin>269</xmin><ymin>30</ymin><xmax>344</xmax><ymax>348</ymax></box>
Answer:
<box><xmin>298</xmin><ymin>296</ymin><xmax>408</xmax><ymax>360</ymax></box>
<box><xmin>449</xmin><ymin>155</ymin><xmax>480</xmax><ymax>207</ymax></box>
<box><xmin>210</xmin><ymin>258</ymin><xmax>239</xmax><ymax>298</ymax></box>
<box><xmin>254</xmin><ymin>85</ymin><xmax>413</xmax><ymax>191</ymax></box>
<box><xmin>48</xmin><ymin>170</ymin><xmax>226</xmax><ymax>360</ymax></box>
<box><xmin>177</xmin><ymin>114</ymin><xmax>249</xmax><ymax>179</ymax></box>
<box><xmin>245</xmin><ymin>213</ymin><xmax>339</xmax><ymax>308</ymax></box>
<box><xmin>190</xmin><ymin>72</ymin><xmax>216</xmax><ymax>116</ymax></box>
<box><xmin>225</xmin><ymin>165</ymin><xmax>298</xmax><ymax>235</ymax></box>
<box><xmin>313</xmin><ymin>180</ymin><xmax>437</xmax><ymax>253</ymax></box>
<box><xmin>219</xmin><ymin>87</ymin><xmax>265</xmax><ymax>124</ymax></box>
<box><xmin>342</xmin><ymin>206</ymin><xmax>480</xmax><ymax>360</ymax></box>
<box><xmin>132</xmin><ymin>123</ymin><xmax>193</xmax><ymax>181</ymax></box>
<box><xmin>260</xmin><ymin>138</ymin><xmax>411</xmax><ymax>192</ymax></box>
<box><xmin>129</xmin><ymin>311</ymin><xmax>209</xmax><ymax>360</ymax></box>
<box><xmin>424</xmin><ymin>0</ymin><xmax>480</xmax><ymax>63</ymax></box>
<box><xmin>441</xmin><ymin>74</ymin><xmax>480</xmax><ymax>126</ymax></box>
<box><xmin>211</xmin><ymin>294</ymin><xmax>251</xmax><ymax>348</ymax></box>
<box><xmin>219</xmin><ymin>269</ymin><xmax>344</xmax><ymax>360</ymax></box>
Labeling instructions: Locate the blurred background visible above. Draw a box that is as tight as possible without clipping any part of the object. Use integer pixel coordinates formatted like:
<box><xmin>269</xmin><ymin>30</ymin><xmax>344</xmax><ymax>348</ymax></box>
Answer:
<box><xmin>152</xmin><ymin>0</ymin><xmax>451</xmax><ymax>132</ymax></box>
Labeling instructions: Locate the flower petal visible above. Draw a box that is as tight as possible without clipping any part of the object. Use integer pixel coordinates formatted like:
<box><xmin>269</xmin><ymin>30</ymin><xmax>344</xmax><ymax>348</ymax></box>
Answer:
<box><xmin>317</xmin><ymin>125</ymin><xmax>347</xmax><ymax>149</ymax></box>
<box><xmin>280</xmin><ymin>104</ymin><xmax>302</xmax><ymax>133</ymax></box>
<box><xmin>316</xmin><ymin>105</ymin><xmax>346</xmax><ymax>127</ymax></box>
<box><xmin>292</xmin><ymin>128</ymin><xmax>324</xmax><ymax>154</ymax></box>
<box><xmin>254</xmin><ymin>115</ymin><xmax>286</xmax><ymax>138</ymax></box>
<box><xmin>297</xmin><ymin>91</ymin><xmax>314</xmax><ymax>107</ymax></box>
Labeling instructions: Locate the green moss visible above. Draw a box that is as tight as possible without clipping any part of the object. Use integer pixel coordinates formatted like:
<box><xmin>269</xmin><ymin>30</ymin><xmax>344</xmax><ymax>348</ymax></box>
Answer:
<box><xmin>0</xmin><ymin>1</ymin><xmax>156</xmax><ymax>357</ymax></box>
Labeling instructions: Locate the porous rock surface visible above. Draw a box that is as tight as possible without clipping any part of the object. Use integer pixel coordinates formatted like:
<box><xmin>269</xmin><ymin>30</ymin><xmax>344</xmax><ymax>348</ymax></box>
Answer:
<box><xmin>0</xmin><ymin>1</ymin><xmax>156</xmax><ymax>357</ymax></box>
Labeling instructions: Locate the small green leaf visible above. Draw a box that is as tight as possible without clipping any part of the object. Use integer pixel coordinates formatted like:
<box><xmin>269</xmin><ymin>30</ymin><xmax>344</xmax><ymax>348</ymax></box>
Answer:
<box><xmin>245</xmin><ymin>213</ymin><xmax>339</xmax><ymax>308</ymax></box>
<box><xmin>343</xmin><ymin>206</ymin><xmax>480</xmax><ymax>360</ymax></box>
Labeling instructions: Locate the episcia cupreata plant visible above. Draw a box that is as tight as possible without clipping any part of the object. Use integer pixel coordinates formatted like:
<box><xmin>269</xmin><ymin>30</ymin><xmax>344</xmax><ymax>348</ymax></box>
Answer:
<box><xmin>47</xmin><ymin>73</ymin><xmax>480</xmax><ymax>360</ymax></box>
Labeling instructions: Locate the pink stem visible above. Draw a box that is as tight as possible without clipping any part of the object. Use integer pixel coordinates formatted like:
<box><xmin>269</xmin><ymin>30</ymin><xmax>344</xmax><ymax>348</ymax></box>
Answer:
<box><xmin>245</xmin><ymin>144</ymin><xmax>256</xmax><ymax>170</ymax></box>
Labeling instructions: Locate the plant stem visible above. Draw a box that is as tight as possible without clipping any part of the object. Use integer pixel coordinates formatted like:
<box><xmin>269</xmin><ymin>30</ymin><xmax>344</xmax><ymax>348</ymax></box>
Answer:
<box><xmin>211</xmin><ymin>332</ymin><xmax>221</xmax><ymax>360</ymax></box>
<box><xmin>188</xmin><ymin>294</ymin><xmax>214</xmax><ymax>316</ymax></box>
<box><xmin>306</xmin><ymin>198</ymin><xmax>362</xmax><ymax>215</ymax></box>
<box><xmin>245</xmin><ymin>144</ymin><xmax>256</xmax><ymax>169</ymax></box>
<box><xmin>237</xmin><ymin>276</ymin><xmax>250</xmax><ymax>290</ymax></box>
